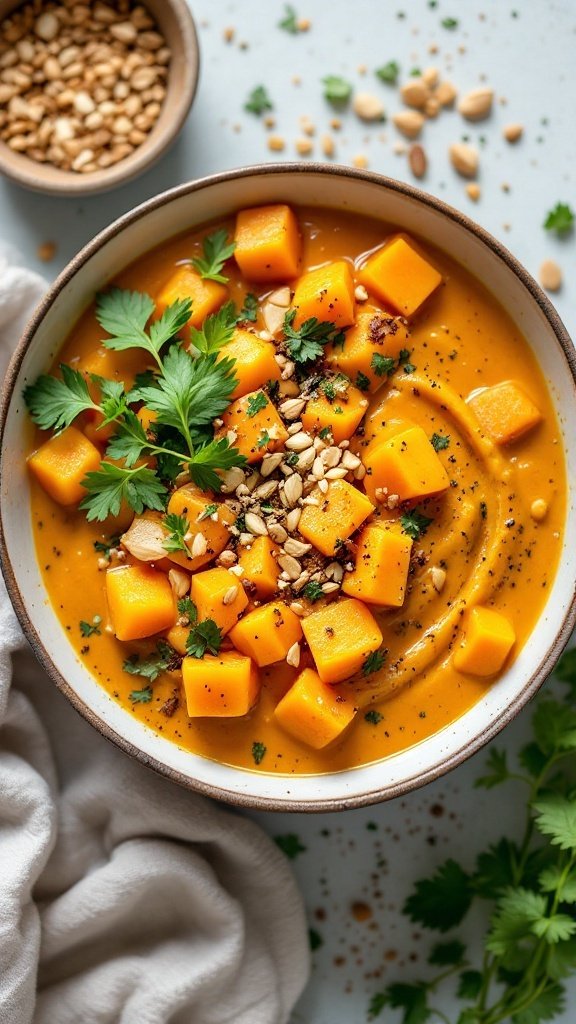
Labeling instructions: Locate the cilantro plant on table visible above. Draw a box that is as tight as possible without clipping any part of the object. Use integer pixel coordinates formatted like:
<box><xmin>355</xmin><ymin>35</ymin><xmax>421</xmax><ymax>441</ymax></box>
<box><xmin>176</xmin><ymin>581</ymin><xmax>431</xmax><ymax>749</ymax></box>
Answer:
<box><xmin>368</xmin><ymin>647</ymin><xmax>576</xmax><ymax>1024</ymax></box>
<box><xmin>24</xmin><ymin>231</ymin><xmax>246</xmax><ymax>522</ymax></box>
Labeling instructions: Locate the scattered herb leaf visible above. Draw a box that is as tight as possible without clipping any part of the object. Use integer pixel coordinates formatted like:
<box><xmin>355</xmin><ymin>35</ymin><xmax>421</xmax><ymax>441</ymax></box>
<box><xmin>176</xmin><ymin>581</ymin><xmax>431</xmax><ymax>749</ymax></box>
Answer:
<box><xmin>400</xmin><ymin>509</ymin><xmax>433</xmax><ymax>540</ymax></box>
<box><xmin>363</xmin><ymin>649</ymin><xmax>386</xmax><ymax>675</ymax></box>
<box><xmin>275</xmin><ymin>833</ymin><xmax>307</xmax><ymax>858</ymax></box>
<box><xmin>365</xmin><ymin>709</ymin><xmax>383</xmax><ymax>725</ymax></box>
<box><xmin>431</xmin><ymin>432</ymin><xmax>450</xmax><ymax>451</ymax></box>
<box><xmin>252</xmin><ymin>740</ymin><xmax>267</xmax><ymax>765</ymax></box>
<box><xmin>544</xmin><ymin>202</ymin><xmax>574</xmax><ymax>234</ymax></box>
<box><xmin>185</xmin><ymin>618</ymin><xmax>223</xmax><ymax>659</ymax></box>
<box><xmin>79</xmin><ymin>615</ymin><xmax>102</xmax><ymax>637</ymax></box>
<box><xmin>191</xmin><ymin>229</ymin><xmax>236</xmax><ymax>284</ymax></box>
<box><xmin>375</xmin><ymin>60</ymin><xmax>400</xmax><ymax>84</ymax></box>
<box><xmin>322</xmin><ymin>74</ymin><xmax>352</xmax><ymax>104</ymax></box>
<box><xmin>246</xmin><ymin>391</ymin><xmax>269</xmax><ymax>417</ymax></box>
<box><xmin>245</xmin><ymin>84</ymin><xmax>273</xmax><ymax>115</ymax></box>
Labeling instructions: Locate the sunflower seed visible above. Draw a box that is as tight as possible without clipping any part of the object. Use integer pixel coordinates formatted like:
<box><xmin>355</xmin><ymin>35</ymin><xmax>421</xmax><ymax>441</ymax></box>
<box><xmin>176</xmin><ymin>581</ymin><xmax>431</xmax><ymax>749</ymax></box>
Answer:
<box><xmin>268</xmin><ymin>522</ymin><xmax>288</xmax><ymax>543</ymax></box>
<box><xmin>278</xmin><ymin>554</ymin><xmax>302</xmax><ymax>579</ymax></box>
<box><xmin>261</xmin><ymin>453</ymin><xmax>283</xmax><ymax>477</ymax></box>
<box><xmin>321</xmin><ymin>446</ymin><xmax>342</xmax><ymax>468</ymax></box>
<box><xmin>283</xmin><ymin>474</ymin><xmax>303</xmax><ymax>506</ymax></box>
<box><xmin>217</xmin><ymin>549</ymin><xmax>238</xmax><ymax>567</ymax></box>
<box><xmin>222</xmin><ymin>585</ymin><xmax>239</xmax><ymax>605</ymax></box>
<box><xmin>321</xmin><ymin>581</ymin><xmax>340</xmax><ymax>594</ymax></box>
<box><xmin>280</xmin><ymin>397</ymin><xmax>306</xmax><ymax>419</ymax></box>
<box><xmin>312</xmin><ymin>456</ymin><xmax>325</xmax><ymax>479</ymax></box>
<box><xmin>285</xmin><ymin>431</ymin><xmax>314</xmax><ymax>451</ymax></box>
<box><xmin>325</xmin><ymin>467</ymin><xmax>349</xmax><ymax>480</ymax></box>
<box><xmin>220</xmin><ymin>467</ymin><xmax>245</xmax><ymax>493</ymax></box>
<box><xmin>284</xmin><ymin>538</ymin><xmax>312</xmax><ymax>557</ymax></box>
<box><xmin>245</xmin><ymin>512</ymin><xmax>268</xmax><ymax>536</ymax></box>
<box><xmin>191</xmin><ymin>532</ymin><xmax>207</xmax><ymax>558</ymax></box>
<box><xmin>285</xmin><ymin>507</ymin><xmax>302</xmax><ymax>532</ymax></box>
<box><xmin>295</xmin><ymin>447</ymin><xmax>315</xmax><ymax>472</ymax></box>
<box><xmin>318</xmin><ymin>479</ymin><xmax>329</xmax><ymax>494</ymax></box>
<box><xmin>253</xmin><ymin>480</ymin><xmax>278</xmax><ymax>500</ymax></box>
<box><xmin>430</xmin><ymin>566</ymin><xmax>447</xmax><ymax>592</ymax></box>
<box><xmin>341</xmin><ymin>450</ymin><xmax>361</xmax><ymax>470</ymax></box>
<box><xmin>325</xmin><ymin>561</ymin><xmax>344</xmax><ymax>582</ymax></box>
<box><xmin>168</xmin><ymin>568</ymin><xmax>190</xmax><ymax>598</ymax></box>
<box><xmin>286</xmin><ymin>641</ymin><xmax>301</xmax><ymax>667</ymax></box>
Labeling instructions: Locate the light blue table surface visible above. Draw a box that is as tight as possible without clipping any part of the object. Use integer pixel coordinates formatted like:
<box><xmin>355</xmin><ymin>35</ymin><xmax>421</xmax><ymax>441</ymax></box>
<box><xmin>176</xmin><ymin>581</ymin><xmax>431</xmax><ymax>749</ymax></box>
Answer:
<box><xmin>1</xmin><ymin>2</ymin><xmax>575</xmax><ymax>1021</ymax></box>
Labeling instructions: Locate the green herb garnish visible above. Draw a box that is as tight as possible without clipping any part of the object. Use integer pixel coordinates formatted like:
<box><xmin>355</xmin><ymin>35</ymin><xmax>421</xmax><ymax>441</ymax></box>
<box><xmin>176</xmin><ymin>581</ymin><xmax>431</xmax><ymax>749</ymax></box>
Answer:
<box><xmin>365</xmin><ymin>709</ymin><xmax>383</xmax><ymax>725</ymax></box>
<box><xmin>275</xmin><ymin>833</ymin><xmax>307</xmax><ymax>858</ymax></box>
<box><xmin>189</xmin><ymin>301</ymin><xmax>237</xmax><ymax>353</ymax></box>
<box><xmin>198</xmin><ymin>503</ymin><xmax>219</xmax><ymax>521</ymax></box>
<box><xmin>322</xmin><ymin>75</ymin><xmax>353</xmax><ymax>104</ymax></box>
<box><xmin>278</xmin><ymin>4</ymin><xmax>300</xmax><ymax>33</ymax></box>
<box><xmin>441</xmin><ymin>16</ymin><xmax>459</xmax><ymax>28</ymax></box>
<box><xmin>123</xmin><ymin>640</ymin><xmax>176</xmax><ymax>683</ymax></box>
<box><xmin>303</xmin><ymin>580</ymin><xmax>324</xmax><ymax>603</ymax></box>
<box><xmin>371</xmin><ymin>352</ymin><xmax>397</xmax><ymax>377</ymax></box>
<box><xmin>356</xmin><ymin>371</ymin><xmax>370</xmax><ymax>392</ymax></box>
<box><xmin>362</xmin><ymin>649</ymin><xmax>386</xmax><ymax>675</ymax></box>
<box><xmin>544</xmin><ymin>202</ymin><xmax>574</xmax><ymax>234</ymax></box>
<box><xmin>79</xmin><ymin>615</ymin><xmax>102</xmax><ymax>637</ymax></box>
<box><xmin>246</xmin><ymin>392</ymin><xmax>269</xmax><ymax>417</ymax></box>
<box><xmin>309</xmin><ymin>928</ymin><xmax>323</xmax><ymax>951</ymax></box>
<box><xmin>244</xmin><ymin>85</ymin><xmax>273</xmax><ymax>115</ymax></box>
<box><xmin>252</xmin><ymin>740</ymin><xmax>267</xmax><ymax>765</ymax></box>
<box><xmin>283</xmin><ymin>309</ymin><xmax>345</xmax><ymax>365</ymax></box>
<box><xmin>177</xmin><ymin>596</ymin><xmax>197</xmax><ymax>624</ymax></box>
<box><xmin>257</xmin><ymin>429</ymin><xmax>271</xmax><ymax>449</ymax></box>
<box><xmin>375</xmin><ymin>61</ymin><xmax>400</xmax><ymax>84</ymax></box>
<box><xmin>368</xmin><ymin>649</ymin><xmax>576</xmax><ymax>1024</ymax></box>
<box><xmin>239</xmin><ymin>292</ymin><xmax>258</xmax><ymax>322</ymax></box>
<box><xmin>185</xmin><ymin>618</ymin><xmax>223</xmax><ymax>658</ymax></box>
<box><xmin>319</xmin><ymin>426</ymin><xmax>332</xmax><ymax>440</ymax></box>
<box><xmin>129</xmin><ymin>686</ymin><xmax>153</xmax><ymax>703</ymax></box>
<box><xmin>191</xmin><ymin>229</ymin><xmax>236</xmax><ymax>284</ymax></box>
<box><xmin>400</xmin><ymin>509</ymin><xmax>433</xmax><ymax>540</ymax></box>
<box><xmin>430</xmin><ymin>432</ymin><xmax>450</xmax><ymax>451</ymax></box>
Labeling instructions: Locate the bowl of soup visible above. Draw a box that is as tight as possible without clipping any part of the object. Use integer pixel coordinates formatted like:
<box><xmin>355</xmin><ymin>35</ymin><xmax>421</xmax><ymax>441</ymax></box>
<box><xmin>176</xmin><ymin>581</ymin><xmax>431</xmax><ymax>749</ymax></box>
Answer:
<box><xmin>1</xmin><ymin>164</ymin><xmax>575</xmax><ymax>810</ymax></box>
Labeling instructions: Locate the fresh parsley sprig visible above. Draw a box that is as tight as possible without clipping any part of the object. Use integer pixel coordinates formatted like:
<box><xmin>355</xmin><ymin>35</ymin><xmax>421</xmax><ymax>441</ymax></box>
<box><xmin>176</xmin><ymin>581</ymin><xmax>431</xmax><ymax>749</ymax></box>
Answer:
<box><xmin>368</xmin><ymin>648</ymin><xmax>576</xmax><ymax>1024</ymax></box>
<box><xmin>283</xmin><ymin>309</ymin><xmax>345</xmax><ymax>365</ymax></box>
<box><xmin>191</xmin><ymin>229</ymin><xmax>237</xmax><ymax>283</ymax></box>
<box><xmin>96</xmin><ymin>288</ymin><xmax>192</xmax><ymax>370</ymax></box>
<box><xmin>189</xmin><ymin>301</ymin><xmax>237</xmax><ymax>354</ymax></box>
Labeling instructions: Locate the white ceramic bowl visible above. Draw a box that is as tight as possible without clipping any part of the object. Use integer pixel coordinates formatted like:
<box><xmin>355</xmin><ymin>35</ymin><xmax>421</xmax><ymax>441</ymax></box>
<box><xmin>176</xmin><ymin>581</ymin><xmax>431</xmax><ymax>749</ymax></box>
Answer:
<box><xmin>1</xmin><ymin>165</ymin><xmax>575</xmax><ymax>811</ymax></box>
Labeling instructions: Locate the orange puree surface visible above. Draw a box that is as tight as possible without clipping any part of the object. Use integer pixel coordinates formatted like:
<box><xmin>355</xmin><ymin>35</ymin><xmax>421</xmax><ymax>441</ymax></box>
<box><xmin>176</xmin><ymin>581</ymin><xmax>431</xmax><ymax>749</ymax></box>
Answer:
<box><xmin>29</xmin><ymin>207</ymin><xmax>565</xmax><ymax>774</ymax></box>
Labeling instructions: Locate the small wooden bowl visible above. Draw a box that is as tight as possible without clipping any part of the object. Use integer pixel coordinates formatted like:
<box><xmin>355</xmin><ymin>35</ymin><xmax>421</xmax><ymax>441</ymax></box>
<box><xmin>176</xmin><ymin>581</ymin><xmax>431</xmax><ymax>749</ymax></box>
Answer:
<box><xmin>0</xmin><ymin>0</ymin><xmax>199</xmax><ymax>195</ymax></box>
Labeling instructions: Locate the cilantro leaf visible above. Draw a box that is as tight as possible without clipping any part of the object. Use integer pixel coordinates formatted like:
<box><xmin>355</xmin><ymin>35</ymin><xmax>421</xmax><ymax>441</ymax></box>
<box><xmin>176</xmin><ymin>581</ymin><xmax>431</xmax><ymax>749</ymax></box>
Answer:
<box><xmin>198</xmin><ymin>503</ymin><xmax>219</xmax><ymax>521</ymax></box>
<box><xmin>162</xmin><ymin>512</ymin><xmax>190</xmax><ymax>554</ymax></box>
<box><xmin>278</xmin><ymin>4</ymin><xmax>299</xmax><ymax>33</ymax></box>
<box><xmin>404</xmin><ymin>860</ymin><xmax>472</xmax><ymax>932</ymax></box>
<box><xmin>275</xmin><ymin>833</ymin><xmax>307</xmax><ymax>858</ymax></box>
<box><xmin>457</xmin><ymin>970</ymin><xmax>483</xmax><ymax>1000</ymax></box>
<box><xmin>441</xmin><ymin>16</ymin><xmax>459</xmax><ymax>28</ymax></box>
<box><xmin>539</xmin><ymin>865</ymin><xmax>576</xmax><ymax>904</ymax></box>
<box><xmin>532</xmin><ymin>914</ymin><xmax>576</xmax><ymax>944</ymax></box>
<box><xmin>532</xmin><ymin>700</ymin><xmax>576</xmax><ymax>756</ymax></box>
<box><xmin>371</xmin><ymin>352</ymin><xmax>397</xmax><ymax>377</ymax></box>
<box><xmin>486</xmin><ymin>888</ymin><xmax>547</xmax><ymax>956</ymax></box>
<box><xmin>400</xmin><ymin>509</ymin><xmax>433</xmax><ymax>540</ymax></box>
<box><xmin>185</xmin><ymin>618</ymin><xmax>223</xmax><ymax>658</ymax></box>
<box><xmin>513</xmin><ymin>984</ymin><xmax>566</xmax><ymax>1024</ymax></box>
<box><xmin>97</xmin><ymin>289</ymin><xmax>191</xmax><ymax>365</ymax></box>
<box><xmin>472</xmin><ymin>838</ymin><xmax>520</xmax><ymax>898</ymax></box>
<box><xmin>105</xmin><ymin>410</ymin><xmax>150</xmax><ymax>467</ymax></box>
<box><xmin>244</xmin><ymin>85</ymin><xmax>273</xmax><ymax>116</ymax></box>
<box><xmin>371</xmin><ymin>983</ymin><xmax>431</xmax><ymax>1024</ymax></box>
<box><xmin>430</xmin><ymin>432</ymin><xmax>450</xmax><ymax>451</ymax></box>
<box><xmin>475</xmin><ymin>747</ymin><xmax>511</xmax><ymax>789</ymax></box>
<box><xmin>363</xmin><ymin>649</ymin><xmax>386</xmax><ymax>675</ymax></box>
<box><xmin>356</xmin><ymin>371</ymin><xmax>371</xmax><ymax>392</ymax></box>
<box><xmin>24</xmin><ymin>363</ymin><xmax>98</xmax><ymax>431</ymax></box>
<box><xmin>129</xmin><ymin>686</ymin><xmax>153</xmax><ymax>703</ymax></box>
<box><xmin>188</xmin><ymin>437</ymin><xmax>245</xmax><ymax>491</ymax></box>
<box><xmin>283</xmin><ymin>309</ymin><xmax>343</xmax><ymax>364</ymax></box>
<box><xmin>252</xmin><ymin>740</ymin><xmax>267</xmax><ymax>765</ymax></box>
<box><xmin>177</xmin><ymin>596</ymin><xmax>197</xmax><ymax>624</ymax></box>
<box><xmin>79</xmin><ymin>462</ymin><xmax>167</xmax><ymax>522</ymax></box>
<box><xmin>79</xmin><ymin>616</ymin><xmax>102</xmax><ymax>637</ymax></box>
<box><xmin>246</xmin><ymin>391</ymin><xmax>269</xmax><ymax>417</ymax></box>
<box><xmin>189</xmin><ymin>301</ymin><xmax>237</xmax><ymax>354</ymax></box>
<box><xmin>427</xmin><ymin>940</ymin><xmax>466</xmax><ymax>966</ymax></box>
<box><xmin>191</xmin><ymin>229</ymin><xmax>236</xmax><ymax>283</ymax></box>
<box><xmin>533</xmin><ymin>795</ymin><xmax>576</xmax><ymax>851</ymax></box>
<box><xmin>123</xmin><ymin>640</ymin><xmax>176</xmax><ymax>683</ymax></box>
<box><xmin>544</xmin><ymin>203</ymin><xmax>574</xmax><ymax>235</ymax></box>
<box><xmin>135</xmin><ymin>347</ymin><xmax>238</xmax><ymax>434</ymax></box>
<box><xmin>322</xmin><ymin>75</ymin><xmax>352</xmax><ymax>104</ymax></box>
<box><xmin>303</xmin><ymin>580</ymin><xmax>324</xmax><ymax>603</ymax></box>
<box><xmin>376</xmin><ymin>61</ymin><xmax>400</xmax><ymax>85</ymax></box>
<box><xmin>239</xmin><ymin>292</ymin><xmax>258</xmax><ymax>322</ymax></box>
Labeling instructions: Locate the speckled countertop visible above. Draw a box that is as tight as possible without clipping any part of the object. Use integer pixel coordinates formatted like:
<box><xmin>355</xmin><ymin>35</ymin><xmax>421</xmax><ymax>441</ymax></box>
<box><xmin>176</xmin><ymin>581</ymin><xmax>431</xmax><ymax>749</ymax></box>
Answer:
<box><xmin>1</xmin><ymin>1</ymin><xmax>575</xmax><ymax>1020</ymax></box>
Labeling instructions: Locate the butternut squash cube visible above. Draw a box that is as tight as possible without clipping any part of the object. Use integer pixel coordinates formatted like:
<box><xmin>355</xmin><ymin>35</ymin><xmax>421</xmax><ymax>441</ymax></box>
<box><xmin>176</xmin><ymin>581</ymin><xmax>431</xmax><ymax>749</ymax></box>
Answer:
<box><xmin>363</xmin><ymin>425</ymin><xmax>450</xmax><ymax>503</ymax></box>
<box><xmin>301</xmin><ymin>380</ymin><xmax>368</xmax><ymax>444</ymax></box>
<box><xmin>275</xmin><ymin>667</ymin><xmax>356</xmax><ymax>748</ymax></box>
<box><xmin>292</xmin><ymin>260</ymin><xmax>356</xmax><ymax>329</ymax></box>
<box><xmin>217</xmin><ymin>389</ymin><xmax>289</xmax><ymax>463</ymax></box>
<box><xmin>467</xmin><ymin>381</ymin><xmax>542</xmax><ymax>445</ymax></box>
<box><xmin>326</xmin><ymin>307</ymin><xmax>410</xmax><ymax>392</ymax></box>
<box><xmin>453</xmin><ymin>606</ymin><xmax>516</xmax><ymax>677</ymax></box>
<box><xmin>106</xmin><ymin>564</ymin><xmax>176</xmax><ymax>641</ymax></box>
<box><xmin>298</xmin><ymin>479</ymin><xmax>375</xmax><ymax>557</ymax></box>
<box><xmin>166</xmin><ymin>622</ymin><xmax>189</xmax><ymax>656</ymax></box>
<box><xmin>182</xmin><ymin>651</ymin><xmax>260</xmax><ymax>717</ymax></box>
<box><xmin>218</xmin><ymin>328</ymin><xmax>281</xmax><ymax>400</ymax></box>
<box><xmin>234</xmin><ymin>204</ymin><xmax>302</xmax><ymax>281</ymax></box>
<box><xmin>238</xmin><ymin>535</ymin><xmax>280</xmax><ymax>600</ymax></box>
<box><xmin>301</xmin><ymin>598</ymin><xmax>383</xmax><ymax>683</ymax></box>
<box><xmin>166</xmin><ymin>484</ymin><xmax>235</xmax><ymax>571</ymax></box>
<box><xmin>28</xmin><ymin>426</ymin><xmax>101</xmax><ymax>506</ymax></box>
<box><xmin>156</xmin><ymin>265</ymin><xmax>228</xmax><ymax>330</ymax></box>
<box><xmin>342</xmin><ymin>523</ymin><xmax>412</xmax><ymax>607</ymax></box>
<box><xmin>190</xmin><ymin>566</ymin><xmax>249</xmax><ymax>635</ymax></box>
<box><xmin>229</xmin><ymin>602</ymin><xmax>303</xmax><ymax>667</ymax></box>
<box><xmin>358</xmin><ymin>236</ymin><xmax>442</xmax><ymax>317</ymax></box>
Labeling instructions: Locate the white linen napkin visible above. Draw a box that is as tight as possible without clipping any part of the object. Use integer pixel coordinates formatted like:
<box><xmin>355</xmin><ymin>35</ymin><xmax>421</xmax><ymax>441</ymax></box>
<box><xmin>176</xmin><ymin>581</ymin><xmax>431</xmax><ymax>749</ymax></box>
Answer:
<box><xmin>0</xmin><ymin>243</ymin><xmax>309</xmax><ymax>1024</ymax></box>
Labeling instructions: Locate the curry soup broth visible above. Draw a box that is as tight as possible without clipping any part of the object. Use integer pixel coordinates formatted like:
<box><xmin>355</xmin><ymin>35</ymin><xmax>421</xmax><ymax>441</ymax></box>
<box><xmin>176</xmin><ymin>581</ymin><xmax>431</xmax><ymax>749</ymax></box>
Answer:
<box><xmin>29</xmin><ymin>207</ymin><xmax>565</xmax><ymax>774</ymax></box>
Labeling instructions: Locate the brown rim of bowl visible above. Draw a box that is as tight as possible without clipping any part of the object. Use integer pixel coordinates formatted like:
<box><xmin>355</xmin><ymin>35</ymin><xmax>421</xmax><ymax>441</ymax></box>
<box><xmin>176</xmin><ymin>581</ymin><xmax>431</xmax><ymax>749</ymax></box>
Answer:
<box><xmin>0</xmin><ymin>0</ymin><xmax>199</xmax><ymax>195</ymax></box>
<box><xmin>1</xmin><ymin>162</ymin><xmax>575</xmax><ymax>812</ymax></box>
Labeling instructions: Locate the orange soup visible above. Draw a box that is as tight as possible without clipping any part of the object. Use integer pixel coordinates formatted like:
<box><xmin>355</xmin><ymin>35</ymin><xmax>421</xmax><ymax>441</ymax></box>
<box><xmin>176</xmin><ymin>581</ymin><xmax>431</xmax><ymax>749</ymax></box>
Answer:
<box><xmin>25</xmin><ymin>205</ymin><xmax>565</xmax><ymax>774</ymax></box>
